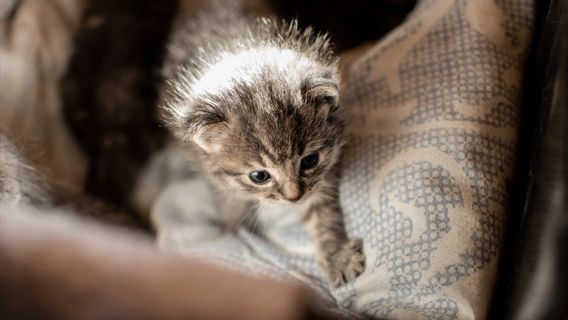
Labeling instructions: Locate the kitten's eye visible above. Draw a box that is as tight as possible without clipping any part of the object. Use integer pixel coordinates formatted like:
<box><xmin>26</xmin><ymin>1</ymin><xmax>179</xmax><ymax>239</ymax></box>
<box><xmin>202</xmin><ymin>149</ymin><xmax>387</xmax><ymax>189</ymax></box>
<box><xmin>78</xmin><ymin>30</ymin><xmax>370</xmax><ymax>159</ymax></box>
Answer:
<box><xmin>249</xmin><ymin>170</ymin><xmax>271</xmax><ymax>184</ymax></box>
<box><xmin>300</xmin><ymin>153</ymin><xmax>319</xmax><ymax>170</ymax></box>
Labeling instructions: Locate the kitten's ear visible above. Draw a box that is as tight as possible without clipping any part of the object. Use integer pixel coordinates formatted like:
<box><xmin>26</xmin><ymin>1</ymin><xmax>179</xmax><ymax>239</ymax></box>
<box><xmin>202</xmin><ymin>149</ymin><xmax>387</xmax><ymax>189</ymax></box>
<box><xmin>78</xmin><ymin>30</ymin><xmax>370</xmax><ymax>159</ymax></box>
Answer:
<box><xmin>174</xmin><ymin>107</ymin><xmax>227</xmax><ymax>152</ymax></box>
<box><xmin>301</xmin><ymin>78</ymin><xmax>340</xmax><ymax>116</ymax></box>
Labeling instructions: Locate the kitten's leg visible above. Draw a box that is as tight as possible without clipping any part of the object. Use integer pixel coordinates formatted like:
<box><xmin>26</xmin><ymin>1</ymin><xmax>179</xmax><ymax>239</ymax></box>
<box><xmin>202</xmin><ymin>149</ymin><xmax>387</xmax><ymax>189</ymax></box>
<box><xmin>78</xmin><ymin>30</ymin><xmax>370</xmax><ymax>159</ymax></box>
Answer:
<box><xmin>307</xmin><ymin>194</ymin><xmax>365</xmax><ymax>286</ymax></box>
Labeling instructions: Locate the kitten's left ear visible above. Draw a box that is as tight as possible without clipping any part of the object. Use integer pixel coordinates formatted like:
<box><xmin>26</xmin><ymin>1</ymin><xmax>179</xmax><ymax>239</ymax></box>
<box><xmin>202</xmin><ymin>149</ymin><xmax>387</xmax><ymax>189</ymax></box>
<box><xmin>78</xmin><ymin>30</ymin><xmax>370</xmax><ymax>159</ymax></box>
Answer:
<box><xmin>301</xmin><ymin>78</ymin><xmax>340</xmax><ymax>116</ymax></box>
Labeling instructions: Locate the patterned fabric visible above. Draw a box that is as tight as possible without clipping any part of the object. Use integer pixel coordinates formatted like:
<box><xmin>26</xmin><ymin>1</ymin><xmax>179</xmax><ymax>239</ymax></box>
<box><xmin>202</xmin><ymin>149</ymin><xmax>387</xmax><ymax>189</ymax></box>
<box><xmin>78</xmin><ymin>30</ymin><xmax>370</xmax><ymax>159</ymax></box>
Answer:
<box><xmin>152</xmin><ymin>0</ymin><xmax>535</xmax><ymax>318</ymax></box>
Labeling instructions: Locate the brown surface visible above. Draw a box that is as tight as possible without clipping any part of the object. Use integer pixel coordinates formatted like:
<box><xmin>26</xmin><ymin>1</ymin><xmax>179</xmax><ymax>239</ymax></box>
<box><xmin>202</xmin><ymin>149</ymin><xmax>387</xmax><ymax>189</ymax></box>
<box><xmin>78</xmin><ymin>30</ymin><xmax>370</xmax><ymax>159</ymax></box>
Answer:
<box><xmin>0</xmin><ymin>207</ymin><xmax>338</xmax><ymax>320</ymax></box>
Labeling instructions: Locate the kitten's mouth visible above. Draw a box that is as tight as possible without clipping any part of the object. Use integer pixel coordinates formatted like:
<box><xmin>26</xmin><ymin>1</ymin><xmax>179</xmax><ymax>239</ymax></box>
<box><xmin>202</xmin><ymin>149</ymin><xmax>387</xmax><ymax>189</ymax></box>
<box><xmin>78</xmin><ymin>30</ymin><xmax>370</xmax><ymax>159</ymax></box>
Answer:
<box><xmin>286</xmin><ymin>189</ymin><xmax>315</xmax><ymax>205</ymax></box>
<box><xmin>285</xmin><ymin>195</ymin><xmax>303</xmax><ymax>203</ymax></box>
<box><xmin>265</xmin><ymin>187</ymin><xmax>315</xmax><ymax>206</ymax></box>
<box><xmin>286</xmin><ymin>198</ymin><xmax>304</xmax><ymax>205</ymax></box>
<box><xmin>268</xmin><ymin>194</ymin><xmax>309</xmax><ymax>206</ymax></box>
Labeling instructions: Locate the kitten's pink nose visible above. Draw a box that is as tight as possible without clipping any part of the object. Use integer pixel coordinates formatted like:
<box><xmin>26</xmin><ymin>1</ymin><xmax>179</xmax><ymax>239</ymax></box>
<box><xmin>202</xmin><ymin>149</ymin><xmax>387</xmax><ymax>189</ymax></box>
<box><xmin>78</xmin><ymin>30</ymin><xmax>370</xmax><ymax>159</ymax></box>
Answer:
<box><xmin>282</xmin><ymin>181</ymin><xmax>303</xmax><ymax>202</ymax></box>
<box><xmin>286</xmin><ymin>193</ymin><xmax>303</xmax><ymax>203</ymax></box>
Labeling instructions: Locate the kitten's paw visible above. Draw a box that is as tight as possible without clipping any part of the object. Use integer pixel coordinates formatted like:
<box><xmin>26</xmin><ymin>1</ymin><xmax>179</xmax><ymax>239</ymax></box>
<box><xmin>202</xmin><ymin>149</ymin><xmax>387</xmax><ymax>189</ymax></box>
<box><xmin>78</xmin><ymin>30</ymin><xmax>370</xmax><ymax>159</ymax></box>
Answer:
<box><xmin>324</xmin><ymin>238</ymin><xmax>365</xmax><ymax>287</ymax></box>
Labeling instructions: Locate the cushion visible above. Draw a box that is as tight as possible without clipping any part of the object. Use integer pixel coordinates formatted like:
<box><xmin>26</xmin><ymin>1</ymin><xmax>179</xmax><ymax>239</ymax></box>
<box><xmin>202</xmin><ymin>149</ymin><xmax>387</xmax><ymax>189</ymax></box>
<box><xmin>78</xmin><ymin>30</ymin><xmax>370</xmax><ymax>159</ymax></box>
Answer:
<box><xmin>150</xmin><ymin>0</ymin><xmax>535</xmax><ymax>318</ymax></box>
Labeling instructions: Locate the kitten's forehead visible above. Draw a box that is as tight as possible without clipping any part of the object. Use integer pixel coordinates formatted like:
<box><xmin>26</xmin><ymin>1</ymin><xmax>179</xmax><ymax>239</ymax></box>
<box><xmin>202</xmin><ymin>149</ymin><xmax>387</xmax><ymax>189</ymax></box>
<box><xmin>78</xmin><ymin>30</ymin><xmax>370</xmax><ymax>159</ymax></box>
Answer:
<box><xmin>237</xmin><ymin>106</ymin><xmax>312</xmax><ymax>158</ymax></box>
<box><xmin>223</xmin><ymin>108</ymin><xmax>338</xmax><ymax>169</ymax></box>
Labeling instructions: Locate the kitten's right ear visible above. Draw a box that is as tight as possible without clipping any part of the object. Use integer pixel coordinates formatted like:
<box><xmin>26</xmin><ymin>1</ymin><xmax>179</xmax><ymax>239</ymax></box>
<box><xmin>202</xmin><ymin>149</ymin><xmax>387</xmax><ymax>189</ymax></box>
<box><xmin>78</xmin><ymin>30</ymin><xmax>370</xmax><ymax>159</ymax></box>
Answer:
<box><xmin>168</xmin><ymin>105</ymin><xmax>227</xmax><ymax>152</ymax></box>
<box><xmin>301</xmin><ymin>78</ymin><xmax>340</xmax><ymax>116</ymax></box>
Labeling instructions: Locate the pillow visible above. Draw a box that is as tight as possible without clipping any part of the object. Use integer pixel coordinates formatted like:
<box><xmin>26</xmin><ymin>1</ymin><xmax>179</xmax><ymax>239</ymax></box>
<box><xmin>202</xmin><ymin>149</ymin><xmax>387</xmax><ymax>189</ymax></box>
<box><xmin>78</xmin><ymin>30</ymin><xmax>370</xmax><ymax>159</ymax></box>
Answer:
<box><xmin>151</xmin><ymin>0</ymin><xmax>535</xmax><ymax>318</ymax></box>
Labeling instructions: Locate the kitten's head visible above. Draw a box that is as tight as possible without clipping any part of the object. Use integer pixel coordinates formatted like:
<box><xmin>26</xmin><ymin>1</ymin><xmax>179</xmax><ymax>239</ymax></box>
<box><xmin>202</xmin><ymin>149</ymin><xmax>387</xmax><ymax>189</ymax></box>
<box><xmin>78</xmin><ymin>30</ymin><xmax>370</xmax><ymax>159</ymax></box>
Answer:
<box><xmin>163</xmin><ymin>59</ymin><xmax>344</xmax><ymax>205</ymax></box>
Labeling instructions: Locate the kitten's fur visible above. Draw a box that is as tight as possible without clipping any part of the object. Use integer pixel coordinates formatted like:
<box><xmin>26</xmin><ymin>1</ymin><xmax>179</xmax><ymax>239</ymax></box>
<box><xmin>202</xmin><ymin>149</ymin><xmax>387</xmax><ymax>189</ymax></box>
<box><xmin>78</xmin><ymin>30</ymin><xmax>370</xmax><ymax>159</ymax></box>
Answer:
<box><xmin>0</xmin><ymin>133</ymin><xmax>145</xmax><ymax>229</ymax></box>
<box><xmin>160</xmin><ymin>1</ymin><xmax>364</xmax><ymax>286</ymax></box>
<box><xmin>0</xmin><ymin>133</ymin><xmax>53</xmax><ymax>206</ymax></box>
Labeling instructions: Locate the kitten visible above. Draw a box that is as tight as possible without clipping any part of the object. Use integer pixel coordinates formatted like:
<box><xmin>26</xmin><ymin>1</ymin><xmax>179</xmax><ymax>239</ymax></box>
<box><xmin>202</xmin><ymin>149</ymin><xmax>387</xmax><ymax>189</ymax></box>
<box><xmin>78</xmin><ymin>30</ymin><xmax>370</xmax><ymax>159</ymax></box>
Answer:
<box><xmin>160</xmin><ymin>1</ymin><xmax>365</xmax><ymax>286</ymax></box>
<box><xmin>0</xmin><ymin>133</ymin><xmax>54</xmax><ymax>206</ymax></box>
<box><xmin>0</xmin><ymin>133</ymin><xmax>146</xmax><ymax>229</ymax></box>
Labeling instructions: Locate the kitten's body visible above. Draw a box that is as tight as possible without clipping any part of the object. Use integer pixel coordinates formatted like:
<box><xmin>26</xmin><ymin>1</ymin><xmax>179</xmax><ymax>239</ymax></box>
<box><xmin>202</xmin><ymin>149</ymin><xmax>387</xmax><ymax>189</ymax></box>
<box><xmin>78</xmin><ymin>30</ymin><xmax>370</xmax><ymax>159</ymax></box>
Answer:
<box><xmin>0</xmin><ymin>133</ymin><xmax>145</xmax><ymax>229</ymax></box>
<box><xmin>160</xmin><ymin>1</ymin><xmax>364</xmax><ymax>285</ymax></box>
<box><xmin>0</xmin><ymin>133</ymin><xmax>54</xmax><ymax>206</ymax></box>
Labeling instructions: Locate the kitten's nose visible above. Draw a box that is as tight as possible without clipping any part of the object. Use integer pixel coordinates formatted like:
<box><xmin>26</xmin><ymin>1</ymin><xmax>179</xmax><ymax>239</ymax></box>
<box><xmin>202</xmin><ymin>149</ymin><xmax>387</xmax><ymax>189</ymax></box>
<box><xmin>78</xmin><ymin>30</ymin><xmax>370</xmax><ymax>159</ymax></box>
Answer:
<box><xmin>282</xmin><ymin>181</ymin><xmax>303</xmax><ymax>202</ymax></box>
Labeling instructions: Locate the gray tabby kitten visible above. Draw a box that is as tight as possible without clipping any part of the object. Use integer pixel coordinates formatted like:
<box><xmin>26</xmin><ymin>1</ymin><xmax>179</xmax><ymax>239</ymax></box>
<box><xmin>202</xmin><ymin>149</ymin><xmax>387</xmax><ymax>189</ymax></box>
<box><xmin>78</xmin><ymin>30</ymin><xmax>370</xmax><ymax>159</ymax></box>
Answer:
<box><xmin>160</xmin><ymin>1</ymin><xmax>364</xmax><ymax>286</ymax></box>
<box><xmin>0</xmin><ymin>133</ymin><xmax>145</xmax><ymax>229</ymax></box>
<box><xmin>0</xmin><ymin>133</ymin><xmax>53</xmax><ymax>206</ymax></box>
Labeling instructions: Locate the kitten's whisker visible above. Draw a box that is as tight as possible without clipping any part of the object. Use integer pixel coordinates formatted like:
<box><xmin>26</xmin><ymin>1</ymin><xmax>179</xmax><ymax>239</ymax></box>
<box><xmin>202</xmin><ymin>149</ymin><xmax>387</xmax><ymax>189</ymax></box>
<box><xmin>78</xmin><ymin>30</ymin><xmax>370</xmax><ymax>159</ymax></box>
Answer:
<box><xmin>253</xmin><ymin>202</ymin><xmax>269</xmax><ymax>233</ymax></box>
<box><xmin>234</xmin><ymin>204</ymin><xmax>256</xmax><ymax>230</ymax></box>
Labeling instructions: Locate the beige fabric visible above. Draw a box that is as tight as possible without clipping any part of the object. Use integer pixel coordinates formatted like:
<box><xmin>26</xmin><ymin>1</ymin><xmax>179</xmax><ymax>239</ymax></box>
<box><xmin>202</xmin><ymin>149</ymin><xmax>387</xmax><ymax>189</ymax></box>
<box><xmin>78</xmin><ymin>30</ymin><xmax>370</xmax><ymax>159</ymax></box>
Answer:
<box><xmin>342</xmin><ymin>0</ymin><xmax>533</xmax><ymax>318</ymax></box>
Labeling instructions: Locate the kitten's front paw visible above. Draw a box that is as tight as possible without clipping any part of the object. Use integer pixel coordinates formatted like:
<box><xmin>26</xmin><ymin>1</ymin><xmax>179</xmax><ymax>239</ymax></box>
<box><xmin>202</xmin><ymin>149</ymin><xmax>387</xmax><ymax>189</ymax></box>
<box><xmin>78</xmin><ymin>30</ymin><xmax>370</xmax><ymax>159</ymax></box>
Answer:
<box><xmin>324</xmin><ymin>238</ymin><xmax>365</xmax><ymax>287</ymax></box>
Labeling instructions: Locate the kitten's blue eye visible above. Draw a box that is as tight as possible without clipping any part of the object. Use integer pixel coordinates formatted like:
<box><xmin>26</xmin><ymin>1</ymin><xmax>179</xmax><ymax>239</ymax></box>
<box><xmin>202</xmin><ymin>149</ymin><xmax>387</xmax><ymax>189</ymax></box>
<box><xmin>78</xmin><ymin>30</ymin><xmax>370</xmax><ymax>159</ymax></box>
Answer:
<box><xmin>249</xmin><ymin>170</ymin><xmax>271</xmax><ymax>184</ymax></box>
<box><xmin>300</xmin><ymin>153</ymin><xmax>319</xmax><ymax>170</ymax></box>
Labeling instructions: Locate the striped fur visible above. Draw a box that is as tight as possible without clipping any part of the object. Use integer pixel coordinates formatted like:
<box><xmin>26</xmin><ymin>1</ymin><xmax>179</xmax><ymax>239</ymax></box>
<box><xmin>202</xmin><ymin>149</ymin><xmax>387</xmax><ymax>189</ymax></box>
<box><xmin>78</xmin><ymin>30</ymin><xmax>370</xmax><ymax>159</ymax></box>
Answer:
<box><xmin>160</xmin><ymin>1</ymin><xmax>364</xmax><ymax>286</ymax></box>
